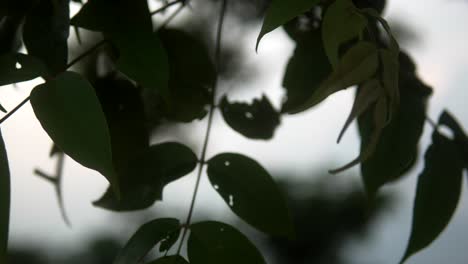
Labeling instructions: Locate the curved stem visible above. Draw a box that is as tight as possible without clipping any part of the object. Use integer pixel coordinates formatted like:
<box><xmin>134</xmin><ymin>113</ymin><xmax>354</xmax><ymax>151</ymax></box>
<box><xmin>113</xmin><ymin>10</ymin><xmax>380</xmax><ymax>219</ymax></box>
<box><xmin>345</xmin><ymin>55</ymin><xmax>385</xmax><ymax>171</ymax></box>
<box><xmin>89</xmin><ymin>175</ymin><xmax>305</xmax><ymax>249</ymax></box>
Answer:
<box><xmin>175</xmin><ymin>0</ymin><xmax>227</xmax><ymax>255</ymax></box>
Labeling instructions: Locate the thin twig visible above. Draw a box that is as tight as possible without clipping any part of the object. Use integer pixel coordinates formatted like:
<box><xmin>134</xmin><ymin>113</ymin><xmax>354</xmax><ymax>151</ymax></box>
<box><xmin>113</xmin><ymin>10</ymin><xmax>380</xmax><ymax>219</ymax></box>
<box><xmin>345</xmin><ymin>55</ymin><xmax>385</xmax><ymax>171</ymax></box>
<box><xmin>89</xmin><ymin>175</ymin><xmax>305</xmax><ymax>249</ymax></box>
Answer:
<box><xmin>0</xmin><ymin>96</ymin><xmax>31</xmax><ymax>125</ymax></box>
<box><xmin>150</xmin><ymin>0</ymin><xmax>184</xmax><ymax>16</ymax></box>
<box><xmin>66</xmin><ymin>39</ymin><xmax>107</xmax><ymax>69</ymax></box>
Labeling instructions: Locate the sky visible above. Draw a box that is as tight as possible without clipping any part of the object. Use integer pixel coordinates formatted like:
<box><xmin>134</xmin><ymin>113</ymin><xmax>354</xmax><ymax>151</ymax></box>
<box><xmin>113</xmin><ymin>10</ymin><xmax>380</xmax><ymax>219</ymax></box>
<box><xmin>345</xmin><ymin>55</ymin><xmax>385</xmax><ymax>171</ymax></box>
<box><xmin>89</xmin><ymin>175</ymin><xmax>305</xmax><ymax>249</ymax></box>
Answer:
<box><xmin>2</xmin><ymin>0</ymin><xmax>468</xmax><ymax>263</ymax></box>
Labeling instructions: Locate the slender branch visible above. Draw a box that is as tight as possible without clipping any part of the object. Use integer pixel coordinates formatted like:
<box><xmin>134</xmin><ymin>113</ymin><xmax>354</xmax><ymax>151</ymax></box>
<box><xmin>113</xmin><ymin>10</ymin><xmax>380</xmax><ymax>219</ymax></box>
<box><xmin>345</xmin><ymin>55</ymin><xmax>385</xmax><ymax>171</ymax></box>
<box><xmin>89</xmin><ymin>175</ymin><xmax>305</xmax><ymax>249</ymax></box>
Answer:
<box><xmin>426</xmin><ymin>116</ymin><xmax>438</xmax><ymax>129</ymax></box>
<box><xmin>0</xmin><ymin>96</ymin><xmax>31</xmax><ymax>125</ymax></box>
<box><xmin>175</xmin><ymin>0</ymin><xmax>227</xmax><ymax>256</ymax></box>
<box><xmin>150</xmin><ymin>0</ymin><xmax>184</xmax><ymax>16</ymax></box>
<box><xmin>66</xmin><ymin>39</ymin><xmax>107</xmax><ymax>70</ymax></box>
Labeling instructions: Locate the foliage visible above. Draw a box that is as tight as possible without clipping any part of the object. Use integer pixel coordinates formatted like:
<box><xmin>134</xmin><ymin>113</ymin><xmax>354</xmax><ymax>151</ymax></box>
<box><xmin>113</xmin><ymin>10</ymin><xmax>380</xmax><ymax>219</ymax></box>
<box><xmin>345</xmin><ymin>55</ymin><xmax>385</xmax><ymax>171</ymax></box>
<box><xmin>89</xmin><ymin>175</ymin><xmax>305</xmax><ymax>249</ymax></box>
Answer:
<box><xmin>0</xmin><ymin>0</ymin><xmax>467</xmax><ymax>263</ymax></box>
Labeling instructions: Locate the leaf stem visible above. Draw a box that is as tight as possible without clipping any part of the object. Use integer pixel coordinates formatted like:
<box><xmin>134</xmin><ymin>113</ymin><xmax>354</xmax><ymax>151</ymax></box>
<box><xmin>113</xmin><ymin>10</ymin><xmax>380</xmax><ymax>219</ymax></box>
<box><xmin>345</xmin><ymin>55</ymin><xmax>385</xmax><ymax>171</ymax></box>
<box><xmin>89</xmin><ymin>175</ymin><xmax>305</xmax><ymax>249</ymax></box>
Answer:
<box><xmin>0</xmin><ymin>96</ymin><xmax>31</xmax><ymax>125</ymax></box>
<box><xmin>175</xmin><ymin>0</ymin><xmax>227</xmax><ymax>255</ymax></box>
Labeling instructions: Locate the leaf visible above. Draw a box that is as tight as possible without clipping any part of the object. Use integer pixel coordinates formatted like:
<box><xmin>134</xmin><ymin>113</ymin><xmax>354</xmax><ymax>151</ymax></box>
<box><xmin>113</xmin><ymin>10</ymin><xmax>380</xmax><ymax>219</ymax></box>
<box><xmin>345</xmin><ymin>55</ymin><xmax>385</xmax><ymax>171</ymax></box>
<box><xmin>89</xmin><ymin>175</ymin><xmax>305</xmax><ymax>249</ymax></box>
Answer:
<box><xmin>281</xmin><ymin>27</ymin><xmax>332</xmax><ymax>114</ymax></box>
<box><xmin>380</xmin><ymin>49</ymin><xmax>400</xmax><ymax>113</ymax></box>
<box><xmin>0</xmin><ymin>130</ymin><xmax>10</xmax><ymax>263</ymax></box>
<box><xmin>207</xmin><ymin>153</ymin><xmax>293</xmax><ymax>237</ymax></box>
<box><xmin>400</xmin><ymin>131</ymin><xmax>464</xmax><ymax>263</ymax></box>
<box><xmin>0</xmin><ymin>53</ymin><xmax>47</xmax><ymax>86</ymax></box>
<box><xmin>220</xmin><ymin>95</ymin><xmax>280</xmax><ymax>140</ymax></box>
<box><xmin>22</xmin><ymin>0</ymin><xmax>70</xmax><ymax>75</ymax></box>
<box><xmin>188</xmin><ymin>221</ymin><xmax>266</xmax><ymax>264</ymax></box>
<box><xmin>0</xmin><ymin>15</ymin><xmax>23</xmax><ymax>54</ymax></box>
<box><xmin>361</xmin><ymin>8</ymin><xmax>400</xmax><ymax>54</ymax></box>
<box><xmin>359</xmin><ymin>52</ymin><xmax>432</xmax><ymax>196</ymax></box>
<box><xmin>30</xmin><ymin>71</ymin><xmax>117</xmax><ymax>193</ymax></box>
<box><xmin>290</xmin><ymin>41</ymin><xmax>379</xmax><ymax>114</ymax></box>
<box><xmin>94</xmin><ymin>142</ymin><xmax>198</xmax><ymax>211</ymax></box>
<box><xmin>256</xmin><ymin>0</ymin><xmax>320</xmax><ymax>50</ymax></box>
<box><xmin>322</xmin><ymin>0</ymin><xmax>368</xmax><ymax>67</ymax></box>
<box><xmin>159</xmin><ymin>228</ymin><xmax>180</xmax><ymax>253</ymax></box>
<box><xmin>147</xmin><ymin>256</ymin><xmax>189</xmax><ymax>264</ymax></box>
<box><xmin>438</xmin><ymin>111</ymin><xmax>468</xmax><ymax>169</ymax></box>
<box><xmin>115</xmin><ymin>218</ymin><xmax>181</xmax><ymax>264</ymax></box>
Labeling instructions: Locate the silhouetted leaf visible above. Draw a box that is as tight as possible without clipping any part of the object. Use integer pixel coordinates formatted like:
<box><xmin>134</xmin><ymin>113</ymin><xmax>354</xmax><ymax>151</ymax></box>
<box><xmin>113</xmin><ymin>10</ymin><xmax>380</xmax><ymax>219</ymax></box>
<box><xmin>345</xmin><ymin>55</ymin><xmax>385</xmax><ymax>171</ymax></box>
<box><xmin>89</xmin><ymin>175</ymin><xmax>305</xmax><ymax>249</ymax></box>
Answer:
<box><xmin>30</xmin><ymin>71</ymin><xmax>117</xmax><ymax>193</ymax></box>
<box><xmin>438</xmin><ymin>111</ymin><xmax>468</xmax><ymax>168</ymax></box>
<box><xmin>159</xmin><ymin>228</ymin><xmax>180</xmax><ymax>253</ymax></box>
<box><xmin>290</xmin><ymin>41</ymin><xmax>378</xmax><ymax>114</ymax></box>
<box><xmin>322</xmin><ymin>0</ymin><xmax>367</xmax><ymax>67</ymax></box>
<box><xmin>281</xmin><ymin>27</ymin><xmax>331</xmax><ymax>113</ymax></box>
<box><xmin>158</xmin><ymin>29</ymin><xmax>215</xmax><ymax>122</ymax></box>
<box><xmin>94</xmin><ymin>142</ymin><xmax>197</xmax><ymax>211</ymax></box>
<box><xmin>256</xmin><ymin>0</ymin><xmax>320</xmax><ymax>50</ymax></box>
<box><xmin>0</xmin><ymin>53</ymin><xmax>46</xmax><ymax>86</ymax></box>
<box><xmin>23</xmin><ymin>0</ymin><xmax>69</xmax><ymax>75</ymax></box>
<box><xmin>0</xmin><ymin>130</ymin><xmax>10</xmax><ymax>263</ymax></box>
<box><xmin>207</xmin><ymin>153</ymin><xmax>293</xmax><ymax>237</ymax></box>
<box><xmin>115</xmin><ymin>218</ymin><xmax>181</xmax><ymax>264</ymax></box>
<box><xmin>400</xmin><ymin>131</ymin><xmax>464</xmax><ymax>263</ymax></box>
<box><xmin>220</xmin><ymin>95</ymin><xmax>280</xmax><ymax>140</ymax></box>
<box><xmin>147</xmin><ymin>256</ymin><xmax>189</xmax><ymax>264</ymax></box>
<box><xmin>188</xmin><ymin>221</ymin><xmax>266</xmax><ymax>264</ymax></box>
<box><xmin>359</xmin><ymin>52</ymin><xmax>432</xmax><ymax>196</ymax></box>
<box><xmin>0</xmin><ymin>15</ymin><xmax>23</xmax><ymax>54</ymax></box>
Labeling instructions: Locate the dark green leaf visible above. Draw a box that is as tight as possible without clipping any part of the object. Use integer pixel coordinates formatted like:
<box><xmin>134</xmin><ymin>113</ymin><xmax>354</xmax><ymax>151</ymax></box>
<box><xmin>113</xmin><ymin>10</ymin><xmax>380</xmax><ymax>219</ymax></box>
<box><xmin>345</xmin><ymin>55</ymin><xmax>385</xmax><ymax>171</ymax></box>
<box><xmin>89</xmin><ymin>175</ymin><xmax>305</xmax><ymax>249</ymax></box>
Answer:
<box><xmin>359</xmin><ymin>52</ymin><xmax>432</xmax><ymax>196</ymax></box>
<box><xmin>94</xmin><ymin>142</ymin><xmax>198</xmax><ymax>211</ymax></box>
<box><xmin>400</xmin><ymin>131</ymin><xmax>464</xmax><ymax>263</ymax></box>
<box><xmin>30</xmin><ymin>71</ymin><xmax>117</xmax><ymax>193</ymax></box>
<box><xmin>22</xmin><ymin>0</ymin><xmax>69</xmax><ymax>75</ymax></box>
<box><xmin>0</xmin><ymin>130</ymin><xmax>10</xmax><ymax>263</ymax></box>
<box><xmin>0</xmin><ymin>53</ymin><xmax>47</xmax><ymax>86</ymax></box>
<box><xmin>159</xmin><ymin>228</ymin><xmax>180</xmax><ymax>253</ymax></box>
<box><xmin>147</xmin><ymin>256</ymin><xmax>189</xmax><ymax>264</ymax></box>
<box><xmin>220</xmin><ymin>95</ymin><xmax>280</xmax><ymax>140</ymax></box>
<box><xmin>207</xmin><ymin>153</ymin><xmax>293</xmax><ymax>237</ymax></box>
<box><xmin>322</xmin><ymin>0</ymin><xmax>367</xmax><ymax>67</ymax></box>
<box><xmin>281</xmin><ymin>27</ymin><xmax>331</xmax><ymax>114</ymax></box>
<box><xmin>115</xmin><ymin>218</ymin><xmax>181</xmax><ymax>264</ymax></box>
<box><xmin>0</xmin><ymin>15</ymin><xmax>23</xmax><ymax>54</ymax></box>
<box><xmin>438</xmin><ymin>111</ymin><xmax>468</xmax><ymax>169</ymax></box>
<box><xmin>188</xmin><ymin>221</ymin><xmax>266</xmax><ymax>264</ymax></box>
<box><xmin>256</xmin><ymin>0</ymin><xmax>320</xmax><ymax>50</ymax></box>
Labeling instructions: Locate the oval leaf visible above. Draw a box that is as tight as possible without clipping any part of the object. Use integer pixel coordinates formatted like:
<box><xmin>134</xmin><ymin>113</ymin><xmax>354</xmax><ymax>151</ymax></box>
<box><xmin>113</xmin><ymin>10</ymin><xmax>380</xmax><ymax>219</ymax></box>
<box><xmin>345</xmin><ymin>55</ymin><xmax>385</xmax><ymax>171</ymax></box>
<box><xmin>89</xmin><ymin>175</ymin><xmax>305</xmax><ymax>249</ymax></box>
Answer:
<box><xmin>30</xmin><ymin>71</ymin><xmax>117</xmax><ymax>191</ymax></box>
<box><xmin>0</xmin><ymin>130</ymin><xmax>10</xmax><ymax>263</ymax></box>
<box><xmin>207</xmin><ymin>153</ymin><xmax>293</xmax><ymax>237</ymax></box>
<box><xmin>256</xmin><ymin>0</ymin><xmax>320</xmax><ymax>50</ymax></box>
<box><xmin>147</xmin><ymin>256</ymin><xmax>189</xmax><ymax>264</ymax></box>
<box><xmin>400</xmin><ymin>131</ymin><xmax>464</xmax><ymax>263</ymax></box>
<box><xmin>188</xmin><ymin>221</ymin><xmax>266</xmax><ymax>264</ymax></box>
<box><xmin>115</xmin><ymin>218</ymin><xmax>181</xmax><ymax>264</ymax></box>
<box><xmin>220</xmin><ymin>95</ymin><xmax>280</xmax><ymax>140</ymax></box>
<box><xmin>0</xmin><ymin>53</ymin><xmax>46</xmax><ymax>86</ymax></box>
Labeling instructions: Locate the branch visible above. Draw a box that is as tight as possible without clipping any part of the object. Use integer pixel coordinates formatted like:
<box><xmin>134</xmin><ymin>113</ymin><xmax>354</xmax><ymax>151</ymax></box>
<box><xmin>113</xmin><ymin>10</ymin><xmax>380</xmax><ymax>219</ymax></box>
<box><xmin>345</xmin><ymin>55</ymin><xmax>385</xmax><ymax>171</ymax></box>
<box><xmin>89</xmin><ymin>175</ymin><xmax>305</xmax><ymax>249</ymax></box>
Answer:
<box><xmin>150</xmin><ymin>0</ymin><xmax>185</xmax><ymax>16</ymax></box>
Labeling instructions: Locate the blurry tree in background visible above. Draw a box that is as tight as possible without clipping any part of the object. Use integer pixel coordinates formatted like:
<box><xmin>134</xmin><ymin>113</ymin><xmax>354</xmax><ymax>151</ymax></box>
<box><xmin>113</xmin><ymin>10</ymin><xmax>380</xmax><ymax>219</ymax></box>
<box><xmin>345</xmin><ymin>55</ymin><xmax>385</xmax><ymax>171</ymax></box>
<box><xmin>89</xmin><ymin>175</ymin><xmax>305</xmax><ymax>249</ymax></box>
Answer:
<box><xmin>1</xmin><ymin>0</ymin><xmax>468</xmax><ymax>263</ymax></box>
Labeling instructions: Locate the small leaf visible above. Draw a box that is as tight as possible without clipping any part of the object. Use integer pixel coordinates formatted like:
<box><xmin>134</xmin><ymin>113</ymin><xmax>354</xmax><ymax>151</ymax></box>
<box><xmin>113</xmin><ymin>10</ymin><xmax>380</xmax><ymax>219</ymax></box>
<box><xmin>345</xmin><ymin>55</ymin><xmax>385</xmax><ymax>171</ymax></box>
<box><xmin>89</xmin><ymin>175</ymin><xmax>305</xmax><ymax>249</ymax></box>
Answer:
<box><xmin>94</xmin><ymin>142</ymin><xmax>198</xmax><ymax>211</ymax></box>
<box><xmin>0</xmin><ymin>130</ymin><xmax>10</xmax><ymax>263</ymax></box>
<box><xmin>400</xmin><ymin>131</ymin><xmax>464</xmax><ymax>263</ymax></box>
<box><xmin>220</xmin><ymin>95</ymin><xmax>280</xmax><ymax>140</ymax></box>
<box><xmin>115</xmin><ymin>218</ymin><xmax>181</xmax><ymax>264</ymax></box>
<box><xmin>30</xmin><ymin>71</ymin><xmax>117</xmax><ymax>192</ymax></box>
<box><xmin>322</xmin><ymin>0</ymin><xmax>368</xmax><ymax>67</ymax></box>
<box><xmin>207</xmin><ymin>153</ymin><xmax>293</xmax><ymax>237</ymax></box>
<box><xmin>256</xmin><ymin>0</ymin><xmax>320</xmax><ymax>50</ymax></box>
<box><xmin>291</xmin><ymin>41</ymin><xmax>379</xmax><ymax>114</ymax></box>
<box><xmin>188</xmin><ymin>221</ymin><xmax>266</xmax><ymax>264</ymax></box>
<box><xmin>146</xmin><ymin>256</ymin><xmax>189</xmax><ymax>264</ymax></box>
<box><xmin>438</xmin><ymin>111</ymin><xmax>468</xmax><ymax>169</ymax></box>
<box><xmin>0</xmin><ymin>53</ymin><xmax>46</xmax><ymax>86</ymax></box>
<box><xmin>22</xmin><ymin>0</ymin><xmax>70</xmax><ymax>75</ymax></box>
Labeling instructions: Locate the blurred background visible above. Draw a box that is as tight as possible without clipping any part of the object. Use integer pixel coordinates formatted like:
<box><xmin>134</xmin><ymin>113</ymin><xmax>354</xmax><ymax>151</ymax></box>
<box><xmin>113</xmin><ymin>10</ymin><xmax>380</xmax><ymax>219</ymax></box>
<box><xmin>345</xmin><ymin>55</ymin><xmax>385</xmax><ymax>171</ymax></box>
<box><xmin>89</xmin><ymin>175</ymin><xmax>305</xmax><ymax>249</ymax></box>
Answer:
<box><xmin>2</xmin><ymin>0</ymin><xmax>468</xmax><ymax>263</ymax></box>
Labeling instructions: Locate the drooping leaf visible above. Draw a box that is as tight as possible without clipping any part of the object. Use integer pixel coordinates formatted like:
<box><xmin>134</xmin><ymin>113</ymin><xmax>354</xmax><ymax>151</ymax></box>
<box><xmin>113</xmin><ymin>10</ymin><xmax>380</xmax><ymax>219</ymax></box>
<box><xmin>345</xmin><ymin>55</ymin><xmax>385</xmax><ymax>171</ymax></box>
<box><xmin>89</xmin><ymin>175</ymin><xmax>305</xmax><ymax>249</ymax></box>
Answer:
<box><xmin>94</xmin><ymin>142</ymin><xmax>198</xmax><ymax>211</ymax></box>
<box><xmin>322</xmin><ymin>0</ymin><xmax>368</xmax><ymax>67</ymax></box>
<box><xmin>400</xmin><ymin>131</ymin><xmax>464</xmax><ymax>263</ymax></box>
<box><xmin>281</xmin><ymin>26</ymin><xmax>331</xmax><ymax>113</ymax></box>
<box><xmin>188</xmin><ymin>221</ymin><xmax>266</xmax><ymax>264</ymax></box>
<box><xmin>114</xmin><ymin>218</ymin><xmax>181</xmax><ymax>264</ymax></box>
<box><xmin>359</xmin><ymin>52</ymin><xmax>432</xmax><ymax>196</ymax></box>
<box><xmin>438</xmin><ymin>111</ymin><xmax>468</xmax><ymax>168</ymax></box>
<box><xmin>207</xmin><ymin>153</ymin><xmax>293</xmax><ymax>237</ymax></box>
<box><xmin>361</xmin><ymin>8</ymin><xmax>399</xmax><ymax>54</ymax></box>
<box><xmin>290</xmin><ymin>41</ymin><xmax>379</xmax><ymax>114</ymax></box>
<box><xmin>158</xmin><ymin>29</ymin><xmax>216</xmax><ymax>122</ymax></box>
<box><xmin>256</xmin><ymin>0</ymin><xmax>320</xmax><ymax>50</ymax></box>
<box><xmin>380</xmin><ymin>49</ymin><xmax>400</xmax><ymax>113</ymax></box>
<box><xmin>30</xmin><ymin>71</ymin><xmax>117</xmax><ymax>192</ymax></box>
<box><xmin>22</xmin><ymin>0</ymin><xmax>69</xmax><ymax>75</ymax></box>
<box><xmin>220</xmin><ymin>95</ymin><xmax>280</xmax><ymax>140</ymax></box>
<box><xmin>0</xmin><ymin>130</ymin><xmax>10</xmax><ymax>263</ymax></box>
<box><xmin>146</xmin><ymin>256</ymin><xmax>189</xmax><ymax>264</ymax></box>
<box><xmin>0</xmin><ymin>53</ymin><xmax>46</xmax><ymax>86</ymax></box>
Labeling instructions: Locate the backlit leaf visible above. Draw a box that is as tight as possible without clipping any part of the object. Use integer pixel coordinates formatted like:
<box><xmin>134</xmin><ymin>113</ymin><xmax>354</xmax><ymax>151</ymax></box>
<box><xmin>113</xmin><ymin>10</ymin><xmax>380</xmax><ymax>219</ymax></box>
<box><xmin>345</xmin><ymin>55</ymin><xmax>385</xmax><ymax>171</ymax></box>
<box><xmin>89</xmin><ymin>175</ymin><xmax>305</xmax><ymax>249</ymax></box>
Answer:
<box><xmin>0</xmin><ymin>130</ymin><xmax>10</xmax><ymax>263</ymax></box>
<box><xmin>30</xmin><ymin>71</ymin><xmax>117</xmax><ymax>192</ymax></box>
<box><xmin>188</xmin><ymin>221</ymin><xmax>266</xmax><ymax>264</ymax></box>
<box><xmin>0</xmin><ymin>53</ymin><xmax>46</xmax><ymax>86</ymax></box>
<box><xmin>207</xmin><ymin>153</ymin><xmax>293</xmax><ymax>237</ymax></box>
<box><xmin>220</xmin><ymin>95</ymin><xmax>280</xmax><ymax>140</ymax></box>
<box><xmin>115</xmin><ymin>218</ymin><xmax>181</xmax><ymax>264</ymax></box>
